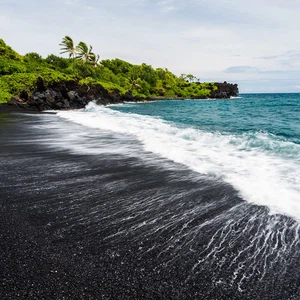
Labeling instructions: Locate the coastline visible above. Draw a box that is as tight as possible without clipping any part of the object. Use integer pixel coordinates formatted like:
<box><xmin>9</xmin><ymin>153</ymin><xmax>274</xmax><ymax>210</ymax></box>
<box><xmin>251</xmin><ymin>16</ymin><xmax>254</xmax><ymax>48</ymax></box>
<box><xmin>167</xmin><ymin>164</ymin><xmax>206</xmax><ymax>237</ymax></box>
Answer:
<box><xmin>0</xmin><ymin>38</ymin><xmax>239</xmax><ymax>113</ymax></box>
<box><xmin>0</xmin><ymin>112</ymin><xmax>242</xmax><ymax>299</ymax></box>
<box><xmin>1</xmin><ymin>111</ymin><xmax>299</xmax><ymax>300</ymax></box>
<box><xmin>0</xmin><ymin>78</ymin><xmax>239</xmax><ymax>112</ymax></box>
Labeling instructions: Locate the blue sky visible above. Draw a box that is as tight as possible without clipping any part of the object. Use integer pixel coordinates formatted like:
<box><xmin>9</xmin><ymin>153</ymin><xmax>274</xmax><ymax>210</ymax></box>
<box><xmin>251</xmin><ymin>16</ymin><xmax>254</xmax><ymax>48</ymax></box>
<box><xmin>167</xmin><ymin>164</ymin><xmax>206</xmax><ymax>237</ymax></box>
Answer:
<box><xmin>1</xmin><ymin>0</ymin><xmax>300</xmax><ymax>93</ymax></box>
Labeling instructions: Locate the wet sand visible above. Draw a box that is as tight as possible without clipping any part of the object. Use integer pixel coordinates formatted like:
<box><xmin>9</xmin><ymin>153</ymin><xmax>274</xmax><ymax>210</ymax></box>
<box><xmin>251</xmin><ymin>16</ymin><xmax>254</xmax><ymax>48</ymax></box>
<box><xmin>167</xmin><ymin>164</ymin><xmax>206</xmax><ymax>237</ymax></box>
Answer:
<box><xmin>0</xmin><ymin>112</ymin><xmax>299</xmax><ymax>300</ymax></box>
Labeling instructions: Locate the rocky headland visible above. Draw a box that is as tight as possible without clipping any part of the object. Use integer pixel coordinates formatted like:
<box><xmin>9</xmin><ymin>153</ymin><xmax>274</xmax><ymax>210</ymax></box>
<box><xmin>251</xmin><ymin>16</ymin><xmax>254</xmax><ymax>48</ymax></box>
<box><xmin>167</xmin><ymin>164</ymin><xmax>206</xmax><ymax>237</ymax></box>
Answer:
<box><xmin>1</xmin><ymin>78</ymin><xmax>239</xmax><ymax>112</ymax></box>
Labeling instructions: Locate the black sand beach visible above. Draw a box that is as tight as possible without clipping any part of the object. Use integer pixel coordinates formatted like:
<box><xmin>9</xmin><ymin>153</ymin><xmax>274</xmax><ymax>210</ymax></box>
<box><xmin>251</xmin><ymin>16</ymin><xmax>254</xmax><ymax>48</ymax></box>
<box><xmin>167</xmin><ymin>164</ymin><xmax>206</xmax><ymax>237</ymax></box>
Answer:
<box><xmin>0</xmin><ymin>112</ymin><xmax>299</xmax><ymax>300</ymax></box>
<box><xmin>0</xmin><ymin>104</ymin><xmax>39</xmax><ymax>113</ymax></box>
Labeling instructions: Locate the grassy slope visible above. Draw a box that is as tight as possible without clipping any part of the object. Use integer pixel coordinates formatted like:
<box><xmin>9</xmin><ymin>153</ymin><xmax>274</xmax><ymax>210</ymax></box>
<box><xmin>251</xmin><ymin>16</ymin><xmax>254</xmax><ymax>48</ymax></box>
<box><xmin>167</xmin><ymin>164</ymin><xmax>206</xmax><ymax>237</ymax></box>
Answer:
<box><xmin>0</xmin><ymin>39</ymin><xmax>218</xmax><ymax>104</ymax></box>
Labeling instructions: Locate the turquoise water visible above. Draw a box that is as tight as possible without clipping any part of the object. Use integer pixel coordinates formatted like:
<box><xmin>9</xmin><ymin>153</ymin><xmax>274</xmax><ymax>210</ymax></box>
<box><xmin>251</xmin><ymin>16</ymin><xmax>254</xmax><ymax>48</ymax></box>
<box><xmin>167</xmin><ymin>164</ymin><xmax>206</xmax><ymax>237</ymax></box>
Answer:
<box><xmin>57</xmin><ymin>94</ymin><xmax>300</xmax><ymax>221</ymax></box>
<box><xmin>110</xmin><ymin>94</ymin><xmax>300</xmax><ymax>144</ymax></box>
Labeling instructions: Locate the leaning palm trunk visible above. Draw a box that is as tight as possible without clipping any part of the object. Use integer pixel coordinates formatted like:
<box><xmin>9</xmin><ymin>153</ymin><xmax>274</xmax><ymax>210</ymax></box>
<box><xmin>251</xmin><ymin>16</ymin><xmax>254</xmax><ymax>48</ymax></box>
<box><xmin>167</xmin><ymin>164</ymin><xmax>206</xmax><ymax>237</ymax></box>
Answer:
<box><xmin>73</xmin><ymin>56</ymin><xmax>75</xmax><ymax>74</ymax></box>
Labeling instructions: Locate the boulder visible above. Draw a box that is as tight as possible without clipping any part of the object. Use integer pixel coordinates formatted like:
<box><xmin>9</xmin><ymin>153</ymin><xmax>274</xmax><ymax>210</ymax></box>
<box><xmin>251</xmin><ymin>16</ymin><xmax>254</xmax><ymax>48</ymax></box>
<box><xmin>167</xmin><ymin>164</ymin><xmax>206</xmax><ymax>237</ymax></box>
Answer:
<box><xmin>62</xmin><ymin>99</ymin><xmax>70</xmax><ymax>108</ymax></box>
<box><xmin>36</xmin><ymin>77</ymin><xmax>46</xmax><ymax>92</ymax></box>
<box><xmin>67</xmin><ymin>91</ymin><xmax>79</xmax><ymax>102</ymax></box>
<box><xmin>19</xmin><ymin>90</ymin><xmax>29</xmax><ymax>101</ymax></box>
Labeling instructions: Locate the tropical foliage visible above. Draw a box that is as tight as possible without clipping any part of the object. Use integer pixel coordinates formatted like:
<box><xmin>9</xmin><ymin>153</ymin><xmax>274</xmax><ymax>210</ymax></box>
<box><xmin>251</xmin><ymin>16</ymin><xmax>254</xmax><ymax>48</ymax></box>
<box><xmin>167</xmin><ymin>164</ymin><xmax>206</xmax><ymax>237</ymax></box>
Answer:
<box><xmin>0</xmin><ymin>37</ymin><xmax>218</xmax><ymax>104</ymax></box>
<box><xmin>59</xmin><ymin>36</ymin><xmax>77</xmax><ymax>73</ymax></box>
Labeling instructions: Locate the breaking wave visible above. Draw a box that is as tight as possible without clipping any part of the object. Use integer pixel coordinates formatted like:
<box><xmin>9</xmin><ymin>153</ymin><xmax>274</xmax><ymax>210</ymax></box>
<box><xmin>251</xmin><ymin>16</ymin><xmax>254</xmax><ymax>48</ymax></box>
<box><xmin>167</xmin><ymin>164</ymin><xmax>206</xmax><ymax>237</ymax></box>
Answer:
<box><xmin>57</xmin><ymin>102</ymin><xmax>300</xmax><ymax>222</ymax></box>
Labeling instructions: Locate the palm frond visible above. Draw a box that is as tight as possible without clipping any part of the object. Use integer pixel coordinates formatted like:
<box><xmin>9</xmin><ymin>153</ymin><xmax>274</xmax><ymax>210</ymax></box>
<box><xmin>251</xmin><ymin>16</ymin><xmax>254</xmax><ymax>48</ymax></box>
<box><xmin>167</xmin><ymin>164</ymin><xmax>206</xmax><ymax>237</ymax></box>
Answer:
<box><xmin>76</xmin><ymin>42</ymin><xmax>89</xmax><ymax>54</ymax></box>
<box><xmin>76</xmin><ymin>42</ymin><xmax>95</xmax><ymax>65</ymax></box>
<box><xmin>88</xmin><ymin>53</ymin><xmax>100</xmax><ymax>68</ymax></box>
<box><xmin>59</xmin><ymin>36</ymin><xmax>76</xmax><ymax>58</ymax></box>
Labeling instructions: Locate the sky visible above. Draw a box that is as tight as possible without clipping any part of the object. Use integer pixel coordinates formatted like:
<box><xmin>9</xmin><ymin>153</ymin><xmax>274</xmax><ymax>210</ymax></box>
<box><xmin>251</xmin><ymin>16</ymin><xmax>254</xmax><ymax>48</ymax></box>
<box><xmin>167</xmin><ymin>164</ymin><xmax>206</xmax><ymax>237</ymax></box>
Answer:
<box><xmin>1</xmin><ymin>0</ymin><xmax>300</xmax><ymax>93</ymax></box>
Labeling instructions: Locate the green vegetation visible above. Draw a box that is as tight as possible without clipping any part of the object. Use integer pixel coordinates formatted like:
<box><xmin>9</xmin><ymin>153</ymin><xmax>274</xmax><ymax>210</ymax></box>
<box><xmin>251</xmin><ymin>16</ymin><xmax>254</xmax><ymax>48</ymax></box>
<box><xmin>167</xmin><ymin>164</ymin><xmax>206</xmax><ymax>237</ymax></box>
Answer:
<box><xmin>0</xmin><ymin>37</ymin><xmax>218</xmax><ymax>104</ymax></box>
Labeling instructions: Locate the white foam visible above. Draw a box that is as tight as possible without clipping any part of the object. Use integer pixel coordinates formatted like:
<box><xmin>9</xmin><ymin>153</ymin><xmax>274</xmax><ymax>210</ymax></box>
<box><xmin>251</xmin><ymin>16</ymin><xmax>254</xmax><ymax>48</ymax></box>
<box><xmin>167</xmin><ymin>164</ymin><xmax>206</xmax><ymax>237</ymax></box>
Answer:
<box><xmin>57</xmin><ymin>102</ymin><xmax>300</xmax><ymax>221</ymax></box>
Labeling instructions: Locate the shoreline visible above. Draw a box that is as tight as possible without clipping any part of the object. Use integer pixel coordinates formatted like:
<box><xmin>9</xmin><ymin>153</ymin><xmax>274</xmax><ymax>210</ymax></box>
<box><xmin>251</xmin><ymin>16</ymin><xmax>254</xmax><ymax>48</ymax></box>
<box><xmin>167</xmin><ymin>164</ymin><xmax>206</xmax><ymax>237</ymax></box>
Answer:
<box><xmin>0</xmin><ymin>97</ymin><xmax>232</xmax><ymax>114</ymax></box>
<box><xmin>0</xmin><ymin>95</ymin><xmax>236</xmax><ymax>114</ymax></box>
<box><xmin>0</xmin><ymin>78</ymin><xmax>239</xmax><ymax>112</ymax></box>
<box><xmin>1</xmin><ymin>111</ymin><xmax>299</xmax><ymax>300</ymax></box>
<box><xmin>0</xmin><ymin>112</ymin><xmax>242</xmax><ymax>299</ymax></box>
<box><xmin>0</xmin><ymin>104</ymin><xmax>57</xmax><ymax>114</ymax></box>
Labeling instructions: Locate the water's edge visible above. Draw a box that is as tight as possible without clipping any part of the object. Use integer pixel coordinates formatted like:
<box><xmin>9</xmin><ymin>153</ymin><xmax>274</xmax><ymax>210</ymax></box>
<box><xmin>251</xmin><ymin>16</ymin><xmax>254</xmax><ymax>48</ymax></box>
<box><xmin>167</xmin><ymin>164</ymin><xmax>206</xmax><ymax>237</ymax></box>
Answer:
<box><xmin>0</xmin><ymin>111</ymin><xmax>299</xmax><ymax>299</ymax></box>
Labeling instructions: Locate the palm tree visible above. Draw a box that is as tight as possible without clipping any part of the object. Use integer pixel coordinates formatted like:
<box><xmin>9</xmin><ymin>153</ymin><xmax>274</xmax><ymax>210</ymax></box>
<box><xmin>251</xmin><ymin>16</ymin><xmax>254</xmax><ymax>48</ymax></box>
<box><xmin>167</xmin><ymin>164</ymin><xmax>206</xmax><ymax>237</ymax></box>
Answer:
<box><xmin>89</xmin><ymin>53</ymin><xmax>101</xmax><ymax>69</ymax></box>
<box><xmin>126</xmin><ymin>73</ymin><xmax>141</xmax><ymax>92</ymax></box>
<box><xmin>76</xmin><ymin>42</ymin><xmax>94</xmax><ymax>64</ymax></box>
<box><xmin>59</xmin><ymin>36</ymin><xmax>76</xmax><ymax>73</ymax></box>
<box><xmin>76</xmin><ymin>42</ymin><xmax>94</xmax><ymax>76</ymax></box>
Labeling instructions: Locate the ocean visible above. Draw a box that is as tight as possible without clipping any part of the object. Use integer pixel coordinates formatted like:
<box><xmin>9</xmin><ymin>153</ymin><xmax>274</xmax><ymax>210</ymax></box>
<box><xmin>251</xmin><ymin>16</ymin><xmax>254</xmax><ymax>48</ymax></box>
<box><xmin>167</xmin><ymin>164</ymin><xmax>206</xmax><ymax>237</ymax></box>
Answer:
<box><xmin>0</xmin><ymin>93</ymin><xmax>299</xmax><ymax>299</ymax></box>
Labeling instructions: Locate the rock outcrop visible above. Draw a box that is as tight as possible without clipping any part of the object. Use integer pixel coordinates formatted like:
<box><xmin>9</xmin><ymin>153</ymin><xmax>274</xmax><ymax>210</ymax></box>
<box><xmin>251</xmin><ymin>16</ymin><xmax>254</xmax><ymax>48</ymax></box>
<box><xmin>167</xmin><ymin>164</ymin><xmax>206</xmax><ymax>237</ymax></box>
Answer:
<box><xmin>6</xmin><ymin>78</ymin><xmax>239</xmax><ymax>111</ymax></box>
<box><xmin>210</xmin><ymin>82</ymin><xmax>239</xmax><ymax>99</ymax></box>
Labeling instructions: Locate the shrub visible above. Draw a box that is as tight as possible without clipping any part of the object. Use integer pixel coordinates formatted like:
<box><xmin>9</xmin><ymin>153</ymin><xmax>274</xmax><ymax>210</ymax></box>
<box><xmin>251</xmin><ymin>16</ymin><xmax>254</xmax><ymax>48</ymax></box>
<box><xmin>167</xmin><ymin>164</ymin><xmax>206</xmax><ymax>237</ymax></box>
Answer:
<box><xmin>0</xmin><ymin>90</ymin><xmax>12</xmax><ymax>103</ymax></box>
<box><xmin>45</xmin><ymin>54</ymin><xmax>70</xmax><ymax>69</ymax></box>
<box><xmin>0</xmin><ymin>39</ymin><xmax>22</xmax><ymax>61</ymax></box>
<box><xmin>0</xmin><ymin>59</ymin><xmax>26</xmax><ymax>75</ymax></box>
<box><xmin>0</xmin><ymin>73</ymin><xmax>37</xmax><ymax>95</ymax></box>
<box><xmin>96</xmin><ymin>81</ymin><xmax>126</xmax><ymax>94</ymax></box>
<box><xmin>24</xmin><ymin>52</ymin><xmax>43</xmax><ymax>62</ymax></box>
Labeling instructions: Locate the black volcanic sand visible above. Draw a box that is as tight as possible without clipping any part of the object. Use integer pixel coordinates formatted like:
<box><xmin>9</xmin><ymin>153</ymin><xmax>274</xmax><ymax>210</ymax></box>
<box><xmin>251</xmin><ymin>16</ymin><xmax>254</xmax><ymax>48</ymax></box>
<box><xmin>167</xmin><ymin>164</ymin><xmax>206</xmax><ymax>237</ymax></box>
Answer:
<box><xmin>0</xmin><ymin>104</ymin><xmax>38</xmax><ymax>113</ymax></box>
<box><xmin>0</xmin><ymin>112</ymin><xmax>299</xmax><ymax>300</ymax></box>
<box><xmin>0</xmin><ymin>104</ymin><xmax>58</xmax><ymax>114</ymax></box>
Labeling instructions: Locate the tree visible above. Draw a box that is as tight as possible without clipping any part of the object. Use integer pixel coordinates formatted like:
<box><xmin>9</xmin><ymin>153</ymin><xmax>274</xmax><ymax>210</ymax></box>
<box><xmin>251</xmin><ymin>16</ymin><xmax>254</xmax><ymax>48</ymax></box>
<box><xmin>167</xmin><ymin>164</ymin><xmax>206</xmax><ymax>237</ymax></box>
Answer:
<box><xmin>24</xmin><ymin>52</ymin><xmax>42</xmax><ymax>61</ymax></box>
<box><xmin>180</xmin><ymin>74</ymin><xmax>187</xmax><ymax>80</ymax></box>
<box><xmin>125</xmin><ymin>68</ymin><xmax>142</xmax><ymax>92</ymax></box>
<box><xmin>139</xmin><ymin>63</ymin><xmax>158</xmax><ymax>86</ymax></box>
<box><xmin>89</xmin><ymin>53</ymin><xmax>101</xmax><ymax>69</ymax></box>
<box><xmin>59</xmin><ymin>36</ymin><xmax>76</xmax><ymax>73</ymax></box>
<box><xmin>76</xmin><ymin>42</ymin><xmax>94</xmax><ymax>76</ymax></box>
<box><xmin>186</xmin><ymin>74</ymin><xmax>196</xmax><ymax>83</ymax></box>
<box><xmin>45</xmin><ymin>54</ymin><xmax>70</xmax><ymax>69</ymax></box>
<box><xmin>127</xmin><ymin>77</ymin><xmax>141</xmax><ymax>92</ymax></box>
<box><xmin>179</xmin><ymin>74</ymin><xmax>187</xmax><ymax>87</ymax></box>
<box><xmin>101</xmin><ymin>58</ymin><xmax>132</xmax><ymax>75</ymax></box>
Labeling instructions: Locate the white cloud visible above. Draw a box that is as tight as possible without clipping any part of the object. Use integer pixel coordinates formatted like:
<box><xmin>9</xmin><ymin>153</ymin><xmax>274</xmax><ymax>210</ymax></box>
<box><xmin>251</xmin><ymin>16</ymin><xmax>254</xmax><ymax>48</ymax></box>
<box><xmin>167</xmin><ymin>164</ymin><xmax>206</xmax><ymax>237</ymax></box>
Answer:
<box><xmin>182</xmin><ymin>27</ymin><xmax>235</xmax><ymax>40</ymax></box>
<box><xmin>156</xmin><ymin>0</ymin><xmax>176</xmax><ymax>12</ymax></box>
<box><xmin>119</xmin><ymin>0</ymin><xmax>148</xmax><ymax>7</ymax></box>
<box><xmin>157</xmin><ymin>0</ymin><xmax>174</xmax><ymax>4</ymax></box>
<box><xmin>1</xmin><ymin>0</ymin><xmax>300</xmax><ymax>92</ymax></box>
<box><xmin>225</xmin><ymin>66</ymin><xmax>260</xmax><ymax>74</ymax></box>
<box><xmin>161</xmin><ymin>5</ymin><xmax>175</xmax><ymax>12</ymax></box>
<box><xmin>65</xmin><ymin>0</ymin><xmax>80</xmax><ymax>5</ymax></box>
